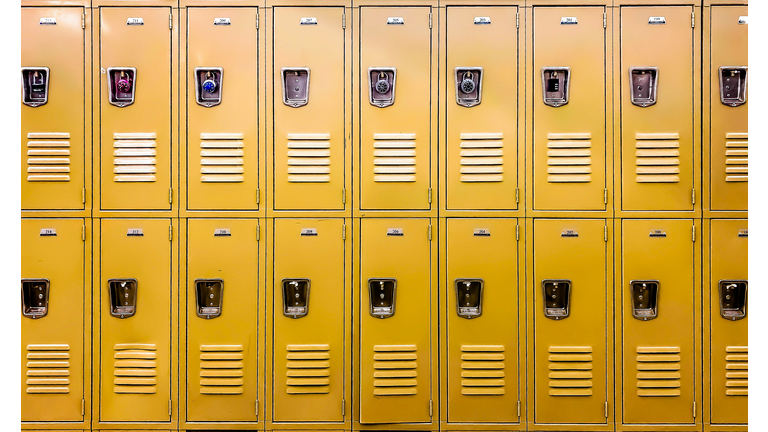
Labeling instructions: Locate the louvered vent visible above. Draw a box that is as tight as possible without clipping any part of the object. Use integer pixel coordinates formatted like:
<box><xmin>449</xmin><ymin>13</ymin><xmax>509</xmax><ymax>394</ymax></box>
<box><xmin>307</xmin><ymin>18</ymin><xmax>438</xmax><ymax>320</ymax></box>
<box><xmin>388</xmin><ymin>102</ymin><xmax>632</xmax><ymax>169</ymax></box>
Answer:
<box><xmin>635</xmin><ymin>133</ymin><xmax>680</xmax><ymax>183</ymax></box>
<box><xmin>725</xmin><ymin>346</ymin><xmax>748</xmax><ymax>396</ymax></box>
<box><xmin>113</xmin><ymin>343</ymin><xmax>157</xmax><ymax>394</ymax></box>
<box><xmin>200</xmin><ymin>344</ymin><xmax>244</xmax><ymax>395</ymax></box>
<box><xmin>373</xmin><ymin>133</ymin><xmax>416</xmax><ymax>182</ymax></box>
<box><xmin>287</xmin><ymin>133</ymin><xmax>331</xmax><ymax>183</ymax></box>
<box><xmin>26</xmin><ymin>344</ymin><xmax>70</xmax><ymax>394</ymax></box>
<box><xmin>724</xmin><ymin>133</ymin><xmax>748</xmax><ymax>183</ymax></box>
<box><xmin>286</xmin><ymin>344</ymin><xmax>330</xmax><ymax>394</ymax></box>
<box><xmin>200</xmin><ymin>133</ymin><xmax>244</xmax><ymax>183</ymax></box>
<box><xmin>113</xmin><ymin>133</ymin><xmax>157</xmax><ymax>182</ymax></box>
<box><xmin>459</xmin><ymin>133</ymin><xmax>503</xmax><ymax>183</ymax></box>
<box><xmin>373</xmin><ymin>344</ymin><xmax>417</xmax><ymax>396</ymax></box>
<box><xmin>460</xmin><ymin>345</ymin><xmax>505</xmax><ymax>396</ymax></box>
<box><xmin>548</xmin><ymin>346</ymin><xmax>593</xmax><ymax>396</ymax></box>
<box><xmin>26</xmin><ymin>132</ymin><xmax>71</xmax><ymax>182</ymax></box>
<box><xmin>547</xmin><ymin>133</ymin><xmax>592</xmax><ymax>183</ymax></box>
<box><xmin>636</xmin><ymin>346</ymin><xmax>681</xmax><ymax>397</ymax></box>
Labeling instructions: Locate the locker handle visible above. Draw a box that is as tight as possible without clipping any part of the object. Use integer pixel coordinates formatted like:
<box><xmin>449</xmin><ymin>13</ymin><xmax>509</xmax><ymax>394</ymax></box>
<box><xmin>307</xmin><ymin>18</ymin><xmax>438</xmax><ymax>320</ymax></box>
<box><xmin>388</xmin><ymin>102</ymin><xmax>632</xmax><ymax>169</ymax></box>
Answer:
<box><xmin>282</xmin><ymin>278</ymin><xmax>310</xmax><ymax>318</ymax></box>
<box><xmin>718</xmin><ymin>280</ymin><xmax>747</xmax><ymax>321</ymax></box>
<box><xmin>21</xmin><ymin>278</ymin><xmax>50</xmax><ymax>319</ymax></box>
<box><xmin>195</xmin><ymin>279</ymin><xmax>224</xmax><ymax>319</ymax></box>
<box><xmin>368</xmin><ymin>278</ymin><xmax>396</xmax><ymax>318</ymax></box>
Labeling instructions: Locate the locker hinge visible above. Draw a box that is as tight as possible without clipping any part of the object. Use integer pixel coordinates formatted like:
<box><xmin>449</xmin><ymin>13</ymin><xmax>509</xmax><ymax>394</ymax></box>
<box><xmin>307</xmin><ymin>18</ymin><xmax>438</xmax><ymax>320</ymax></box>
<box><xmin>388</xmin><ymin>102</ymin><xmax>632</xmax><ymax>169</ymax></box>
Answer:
<box><xmin>691</xmin><ymin>188</ymin><xmax>695</xmax><ymax>204</ymax></box>
<box><xmin>342</xmin><ymin>12</ymin><xmax>346</xmax><ymax>29</ymax></box>
<box><xmin>605</xmin><ymin>401</ymin><xmax>609</xmax><ymax>418</ymax></box>
<box><xmin>428</xmin><ymin>224</ymin><xmax>432</xmax><ymax>241</ymax></box>
<box><xmin>256</xmin><ymin>224</ymin><xmax>260</xmax><ymax>241</ymax></box>
<box><xmin>169</xmin><ymin>13</ymin><xmax>173</xmax><ymax>30</ymax></box>
<box><xmin>517</xmin><ymin>400</ymin><xmax>521</xmax><ymax>417</ymax></box>
<box><xmin>169</xmin><ymin>188</ymin><xmax>173</xmax><ymax>204</ymax></box>
<box><xmin>515</xmin><ymin>188</ymin><xmax>519</xmax><ymax>204</ymax></box>
<box><xmin>342</xmin><ymin>187</ymin><xmax>347</xmax><ymax>204</ymax></box>
<box><xmin>82</xmin><ymin>187</ymin><xmax>86</xmax><ymax>204</ymax></box>
<box><xmin>516</xmin><ymin>225</ymin><xmax>519</xmax><ymax>241</ymax></box>
<box><xmin>692</xmin><ymin>12</ymin><xmax>695</xmax><ymax>28</ymax></box>
<box><xmin>82</xmin><ymin>225</ymin><xmax>86</xmax><ymax>241</ymax></box>
<box><xmin>603</xmin><ymin>12</ymin><xmax>607</xmax><ymax>29</ymax></box>
<box><xmin>693</xmin><ymin>401</ymin><xmax>696</xmax><ymax>418</ymax></box>
<box><xmin>342</xmin><ymin>399</ymin><xmax>346</xmax><ymax>415</ymax></box>
<box><xmin>169</xmin><ymin>225</ymin><xmax>173</xmax><ymax>241</ymax></box>
<box><xmin>429</xmin><ymin>399</ymin><xmax>433</xmax><ymax>417</ymax></box>
<box><xmin>255</xmin><ymin>399</ymin><xmax>259</xmax><ymax>416</ymax></box>
<box><xmin>342</xmin><ymin>224</ymin><xmax>346</xmax><ymax>240</ymax></box>
<box><xmin>604</xmin><ymin>188</ymin><xmax>608</xmax><ymax>204</ymax></box>
<box><xmin>82</xmin><ymin>13</ymin><xmax>85</xmax><ymax>29</ymax></box>
<box><xmin>81</xmin><ymin>399</ymin><xmax>85</xmax><ymax>416</ymax></box>
<box><xmin>168</xmin><ymin>400</ymin><xmax>172</xmax><ymax>416</ymax></box>
<box><xmin>604</xmin><ymin>226</ymin><xmax>608</xmax><ymax>242</ymax></box>
<box><xmin>428</xmin><ymin>187</ymin><xmax>432</xmax><ymax>204</ymax></box>
<box><xmin>256</xmin><ymin>188</ymin><xmax>260</xmax><ymax>204</ymax></box>
<box><xmin>255</xmin><ymin>10</ymin><xmax>259</xmax><ymax>29</ymax></box>
<box><xmin>429</xmin><ymin>13</ymin><xmax>432</xmax><ymax>29</ymax></box>
<box><xmin>516</xmin><ymin>12</ymin><xmax>519</xmax><ymax>29</ymax></box>
<box><xmin>692</xmin><ymin>225</ymin><xmax>696</xmax><ymax>242</ymax></box>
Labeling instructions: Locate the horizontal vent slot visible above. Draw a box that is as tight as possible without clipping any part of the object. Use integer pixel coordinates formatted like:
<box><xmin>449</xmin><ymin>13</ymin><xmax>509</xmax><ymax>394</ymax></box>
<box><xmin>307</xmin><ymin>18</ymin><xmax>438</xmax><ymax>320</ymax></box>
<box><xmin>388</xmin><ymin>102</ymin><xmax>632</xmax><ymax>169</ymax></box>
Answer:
<box><xmin>547</xmin><ymin>134</ymin><xmax>591</xmax><ymax>183</ymax></box>
<box><xmin>548</xmin><ymin>346</ymin><xmax>592</xmax><ymax>396</ymax></box>
<box><xmin>200</xmin><ymin>344</ymin><xmax>244</xmax><ymax>395</ymax></box>
<box><xmin>461</xmin><ymin>345</ymin><xmax>505</xmax><ymax>396</ymax></box>
<box><xmin>459</xmin><ymin>134</ymin><xmax>504</xmax><ymax>183</ymax></box>
<box><xmin>725</xmin><ymin>346</ymin><xmax>748</xmax><ymax>396</ymax></box>
<box><xmin>286</xmin><ymin>344</ymin><xmax>330</xmax><ymax>394</ymax></box>
<box><xmin>114</xmin><ymin>344</ymin><xmax>157</xmax><ymax>394</ymax></box>
<box><xmin>636</xmin><ymin>346</ymin><xmax>681</xmax><ymax>397</ymax></box>
<box><xmin>635</xmin><ymin>135</ymin><xmax>681</xmax><ymax>183</ymax></box>
<box><xmin>113</xmin><ymin>134</ymin><xmax>157</xmax><ymax>183</ymax></box>
<box><xmin>25</xmin><ymin>344</ymin><xmax>70</xmax><ymax>394</ymax></box>
<box><xmin>200</xmin><ymin>134</ymin><xmax>245</xmax><ymax>183</ymax></box>
<box><xmin>373</xmin><ymin>345</ymin><xmax>418</xmax><ymax>396</ymax></box>
<box><xmin>26</xmin><ymin>134</ymin><xmax>71</xmax><ymax>182</ymax></box>
<box><xmin>374</xmin><ymin>134</ymin><xmax>417</xmax><ymax>183</ymax></box>
<box><xmin>287</xmin><ymin>134</ymin><xmax>331</xmax><ymax>183</ymax></box>
<box><xmin>724</xmin><ymin>133</ymin><xmax>748</xmax><ymax>182</ymax></box>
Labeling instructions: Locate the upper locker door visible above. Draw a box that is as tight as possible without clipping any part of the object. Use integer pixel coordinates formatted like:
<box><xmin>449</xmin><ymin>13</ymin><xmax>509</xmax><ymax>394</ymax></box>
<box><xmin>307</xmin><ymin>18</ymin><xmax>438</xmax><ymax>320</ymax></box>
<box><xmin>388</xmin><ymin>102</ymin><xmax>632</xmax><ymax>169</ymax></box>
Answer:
<box><xmin>533</xmin><ymin>7</ymin><xmax>606</xmax><ymax>211</ymax></box>
<box><xmin>187</xmin><ymin>219</ymin><xmax>259</xmax><ymax>421</ymax></box>
<box><xmin>21</xmin><ymin>7</ymin><xmax>86</xmax><ymax>210</ymax></box>
<box><xmin>273</xmin><ymin>219</ymin><xmax>346</xmax><ymax>422</ymax></box>
<box><xmin>533</xmin><ymin>219</ymin><xmax>607</xmax><ymax>425</ymax></box>
<box><xmin>622</xmin><ymin>219</ymin><xmax>695</xmax><ymax>425</ymax></box>
<box><xmin>709</xmin><ymin>7</ymin><xmax>748</xmax><ymax>211</ymax></box>
<box><xmin>187</xmin><ymin>9</ymin><xmax>259</xmax><ymax>211</ymax></box>
<box><xmin>621</xmin><ymin>7</ymin><xmax>694</xmax><ymax>211</ymax></box>
<box><xmin>446</xmin><ymin>219</ymin><xmax>518</xmax><ymax>423</ymax></box>
<box><xmin>360</xmin><ymin>219</ymin><xmax>432</xmax><ymax>423</ymax></box>
<box><xmin>360</xmin><ymin>8</ymin><xmax>432</xmax><ymax>210</ymax></box>
<box><xmin>273</xmin><ymin>8</ymin><xmax>346</xmax><ymax>211</ymax></box>
<box><xmin>21</xmin><ymin>219</ymin><xmax>85</xmax><ymax>422</ymax></box>
<box><xmin>446</xmin><ymin>7</ymin><xmax>517</xmax><ymax>210</ymax></box>
<box><xmin>100</xmin><ymin>7</ymin><xmax>172</xmax><ymax>210</ymax></box>
<box><xmin>100</xmin><ymin>219</ymin><xmax>172</xmax><ymax>422</ymax></box>
<box><xmin>709</xmin><ymin>219</ymin><xmax>748</xmax><ymax>424</ymax></box>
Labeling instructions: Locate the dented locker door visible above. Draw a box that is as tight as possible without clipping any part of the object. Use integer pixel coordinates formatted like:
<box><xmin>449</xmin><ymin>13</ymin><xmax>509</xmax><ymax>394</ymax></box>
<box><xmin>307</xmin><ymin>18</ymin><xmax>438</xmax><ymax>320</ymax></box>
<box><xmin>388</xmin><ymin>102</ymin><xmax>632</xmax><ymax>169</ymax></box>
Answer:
<box><xmin>709</xmin><ymin>219</ymin><xmax>747</xmax><ymax>424</ymax></box>
<box><xmin>21</xmin><ymin>219</ymin><xmax>85</xmax><ymax>422</ymax></box>
<box><xmin>100</xmin><ymin>8</ymin><xmax>172</xmax><ymax>210</ymax></box>
<box><xmin>446</xmin><ymin>7</ymin><xmax>517</xmax><ymax>210</ymax></box>
<box><xmin>446</xmin><ymin>218</ymin><xmax>518</xmax><ymax>423</ymax></box>
<box><xmin>21</xmin><ymin>7</ymin><xmax>86</xmax><ymax>211</ymax></box>
<box><xmin>622</xmin><ymin>219</ymin><xmax>694</xmax><ymax>424</ymax></box>
<box><xmin>187</xmin><ymin>9</ymin><xmax>259</xmax><ymax>211</ymax></box>
<box><xmin>360</xmin><ymin>219</ymin><xmax>432</xmax><ymax>423</ymax></box>
<box><xmin>533</xmin><ymin>7</ymin><xmax>606</xmax><ymax>211</ymax></box>
<box><xmin>360</xmin><ymin>8</ymin><xmax>432</xmax><ymax>210</ymax></box>
<box><xmin>273</xmin><ymin>219</ymin><xmax>346</xmax><ymax>422</ymax></box>
<box><xmin>533</xmin><ymin>219</ymin><xmax>607</xmax><ymax>424</ymax></box>
<box><xmin>186</xmin><ymin>219</ymin><xmax>259</xmax><ymax>421</ymax></box>
<box><xmin>621</xmin><ymin>7</ymin><xmax>694</xmax><ymax>211</ymax></box>
<box><xmin>273</xmin><ymin>8</ymin><xmax>345</xmax><ymax>210</ymax></box>
<box><xmin>100</xmin><ymin>219</ymin><xmax>171</xmax><ymax>422</ymax></box>
<box><xmin>710</xmin><ymin>7</ymin><xmax>748</xmax><ymax>211</ymax></box>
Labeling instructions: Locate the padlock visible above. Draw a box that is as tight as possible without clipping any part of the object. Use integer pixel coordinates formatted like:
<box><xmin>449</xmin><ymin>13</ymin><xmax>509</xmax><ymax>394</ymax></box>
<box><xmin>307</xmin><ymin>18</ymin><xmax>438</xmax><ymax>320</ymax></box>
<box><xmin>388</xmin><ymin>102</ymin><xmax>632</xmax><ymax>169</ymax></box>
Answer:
<box><xmin>202</xmin><ymin>71</ymin><xmax>217</xmax><ymax>93</ymax></box>
<box><xmin>116</xmin><ymin>71</ymin><xmax>132</xmax><ymax>93</ymax></box>
<box><xmin>375</xmin><ymin>71</ymin><xmax>390</xmax><ymax>94</ymax></box>
<box><xmin>460</xmin><ymin>71</ymin><xmax>476</xmax><ymax>94</ymax></box>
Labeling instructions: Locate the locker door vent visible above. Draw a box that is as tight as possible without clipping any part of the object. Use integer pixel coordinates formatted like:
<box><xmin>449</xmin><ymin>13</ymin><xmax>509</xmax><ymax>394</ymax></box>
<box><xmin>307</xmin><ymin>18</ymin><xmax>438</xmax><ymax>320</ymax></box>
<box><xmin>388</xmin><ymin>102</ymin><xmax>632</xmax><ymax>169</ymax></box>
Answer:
<box><xmin>546</xmin><ymin>133</ymin><xmax>592</xmax><ymax>183</ymax></box>
<box><xmin>113</xmin><ymin>133</ymin><xmax>157</xmax><ymax>182</ymax></box>
<box><xmin>26</xmin><ymin>132</ymin><xmax>71</xmax><ymax>182</ymax></box>
<box><xmin>25</xmin><ymin>344</ymin><xmax>71</xmax><ymax>394</ymax></box>
<box><xmin>636</xmin><ymin>346</ymin><xmax>681</xmax><ymax>397</ymax></box>
<box><xmin>200</xmin><ymin>133</ymin><xmax>245</xmax><ymax>183</ymax></box>
<box><xmin>113</xmin><ymin>343</ymin><xmax>158</xmax><ymax>394</ymax></box>
<box><xmin>460</xmin><ymin>345</ymin><xmax>505</xmax><ymax>396</ymax></box>
<box><xmin>548</xmin><ymin>346</ymin><xmax>593</xmax><ymax>396</ymax></box>
<box><xmin>286</xmin><ymin>133</ymin><xmax>331</xmax><ymax>183</ymax></box>
<box><xmin>372</xmin><ymin>344</ymin><xmax>417</xmax><ymax>396</ymax></box>
<box><xmin>724</xmin><ymin>133</ymin><xmax>748</xmax><ymax>183</ymax></box>
<box><xmin>725</xmin><ymin>346</ymin><xmax>748</xmax><ymax>396</ymax></box>
<box><xmin>373</xmin><ymin>133</ymin><xmax>417</xmax><ymax>183</ymax></box>
<box><xmin>286</xmin><ymin>344</ymin><xmax>331</xmax><ymax>394</ymax></box>
<box><xmin>459</xmin><ymin>133</ymin><xmax>504</xmax><ymax>183</ymax></box>
<box><xmin>200</xmin><ymin>344</ymin><xmax>244</xmax><ymax>395</ymax></box>
<box><xmin>634</xmin><ymin>133</ymin><xmax>680</xmax><ymax>183</ymax></box>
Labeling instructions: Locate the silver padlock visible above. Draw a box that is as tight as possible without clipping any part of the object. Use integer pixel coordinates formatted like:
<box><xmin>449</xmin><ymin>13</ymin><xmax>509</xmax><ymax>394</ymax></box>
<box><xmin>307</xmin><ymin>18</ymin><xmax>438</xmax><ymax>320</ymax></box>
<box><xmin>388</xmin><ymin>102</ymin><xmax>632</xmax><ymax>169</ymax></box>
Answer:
<box><xmin>375</xmin><ymin>71</ymin><xmax>390</xmax><ymax>94</ymax></box>
<box><xmin>460</xmin><ymin>71</ymin><xmax>476</xmax><ymax>94</ymax></box>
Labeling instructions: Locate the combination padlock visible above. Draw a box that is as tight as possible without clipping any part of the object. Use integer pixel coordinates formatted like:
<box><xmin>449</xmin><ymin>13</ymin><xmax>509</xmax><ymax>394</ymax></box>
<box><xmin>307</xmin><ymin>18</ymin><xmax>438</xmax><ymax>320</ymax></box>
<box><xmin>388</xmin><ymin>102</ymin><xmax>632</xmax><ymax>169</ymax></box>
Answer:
<box><xmin>460</xmin><ymin>71</ymin><xmax>476</xmax><ymax>94</ymax></box>
<box><xmin>375</xmin><ymin>71</ymin><xmax>390</xmax><ymax>94</ymax></box>
<box><xmin>203</xmin><ymin>71</ymin><xmax>217</xmax><ymax>93</ymax></box>
<box><xmin>116</xmin><ymin>71</ymin><xmax>132</xmax><ymax>93</ymax></box>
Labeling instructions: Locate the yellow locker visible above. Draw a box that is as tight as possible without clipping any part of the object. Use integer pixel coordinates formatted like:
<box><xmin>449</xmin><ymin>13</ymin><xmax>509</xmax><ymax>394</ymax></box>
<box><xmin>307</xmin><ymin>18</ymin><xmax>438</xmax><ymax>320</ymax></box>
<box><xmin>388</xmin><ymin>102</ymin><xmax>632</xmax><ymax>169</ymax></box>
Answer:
<box><xmin>708</xmin><ymin>6</ymin><xmax>748</xmax><ymax>212</ymax></box>
<box><xmin>360</xmin><ymin>7</ymin><xmax>432</xmax><ymax>210</ymax></box>
<box><xmin>533</xmin><ymin>7</ymin><xmax>607</xmax><ymax>211</ymax></box>
<box><xmin>186</xmin><ymin>219</ymin><xmax>259</xmax><ymax>422</ymax></box>
<box><xmin>620</xmin><ymin>6</ymin><xmax>694</xmax><ymax>212</ymax></box>
<box><xmin>186</xmin><ymin>8</ymin><xmax>259</xmax><ymax>211</ymax></box>
<box><xmin>445</xmin><ymin>218</ymin><xmax>519</xmax><ymax>423</ymax></box>
<box><xmin>21</xmin><ymin>6</ymin><xmax>86</xmax><ymax>211</ymax></box>
<box><xmin>533</xmin><ymin>219</ymin><xmax>608</xmax><ymax>425</ymax></box>
<box><xmin>359</xmin><ymin>218</ymin><xmax>433</xmax><ymax>423</ymax></box>
<box><xmin>272</xmin><ymin>219</ymin><xmax>347</xmax><ymax>422</ymax></box>
<box><xmin>272</xmin><ymin>7</ymin><xmax>346</xmax><ymax>211</ymax></box>
<box><xmin>99</xmin><ymin>219</ymin><xmax>172</xmax><ymax>422</ymax></box>
<box><xmin>708</xmin><ymin>219</ymin><xmax>747</xmax><ymax>425</ymax></box>
<box><xmin>99</xmin><ymin>7</ymin><xmax>172</xmax><ymax>210</ymax></box>
<box><xmin>445</xmin><ymin>7</ymin><xmax>518</xmax><ymax>211</ymax></box>
<box><xmin>621</xmin><ymin>219</ymin><xmax>695</xmax><ymax>425</ymax></box>
<box><xmin>21</xmin><ymin>219</ymin><xmax>86</xmax><ymax>422</ymax></box>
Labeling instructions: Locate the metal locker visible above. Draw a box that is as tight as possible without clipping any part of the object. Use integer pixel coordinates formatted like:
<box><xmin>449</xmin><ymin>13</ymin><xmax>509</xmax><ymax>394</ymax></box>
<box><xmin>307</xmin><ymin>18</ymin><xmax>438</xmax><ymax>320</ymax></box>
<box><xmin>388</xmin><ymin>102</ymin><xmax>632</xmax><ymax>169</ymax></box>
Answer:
<box><xmin>99</xmin><ymin>7</ymin><xmax>172</xmax><ymax>210</ymax></box>
<box><xmin>21</xmin><ymin>6</ymin><xmax>86</xmax><ymax>210</ymax></box>
<box><xmin>186</xmin><ymin>8</ymin><xmax>259</xmax><ymax>211</ymax></box>
<box><xmin>445</xmin><ymin>7</ymin><xmax>518</xmax><ymax>210</ymax></box>
<box><xmin>186</xmin><ymin>219</ymin><xmax>259</xmax><ymax>422</ymax></box>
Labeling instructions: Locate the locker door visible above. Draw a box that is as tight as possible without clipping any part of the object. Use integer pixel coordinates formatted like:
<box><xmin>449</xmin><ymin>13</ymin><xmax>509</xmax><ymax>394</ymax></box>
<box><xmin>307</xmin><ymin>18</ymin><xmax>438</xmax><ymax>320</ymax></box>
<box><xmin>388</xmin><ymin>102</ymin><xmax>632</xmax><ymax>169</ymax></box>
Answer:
<box><xmin>186</xmin><ymin>219</ymin><xmax>259</xmax><ymax>421</ymax></box>
<box><xmin>273</xmin><ymin>8</ymin><xmax>346</xmax><ymax>210</ymax></box>
<box><xmin>533</xmin><ymin>7</ymin><xmax>606</xmax><ymax>211</ymax></box>
<box><xmin>273</xmin><ymin>219</ymin><xmax>346</xmax><ymax>422</ymax></box>
<box><xmin>360</xmin><ymin>219</ymin><xmax>432</xmax><ymax>423</ymax></box>
<box><xmin>360</xmin><ymin>7</ymin><xmax>432</xmax><ymax>210</ymax></box>
<box><xmin>620</xmin><ymin>7</ymin><xmax>694</xmax><ymax>211</ymax></box>
<box><xmin>21</xmin><ymin>7</ymin><xmax>86</xmax><ymax>210</ymax></box>
<box><xmin>709</xmin><ymin>219</ymin><xmax>747</xmax><ymax>424</ymax></box>
<box><xmin>21</xmin><ymin>219</ymin><xmax>85</xmax><ymax>421</ymax></box>
<box><xmin>622</xmin><ymin>219</ymin><xmax>695</xmax><ymax>424</ymax></box>
<box><xmin>709</xmin><ymin>7</ymin><xmax>748</xmax><ymax>211</ymax></box>
<box><xmin>187</xmin><ymin>8</ymin><xmax>259</xmax><ymax>210</ymax></box>
<box><xmin>445</xmin><ymin>7</ymin><xmax>518</xmax><ymax>210</ymax></box>
<box><xmin>446</xmin><ymin>218</ymin><xmax>518</xmax><ymax>423</ymax></box>
<box><xmin>100</xmin><ymin>219</ymin><xmax>172</xmax><ymax>422</ymax></box>
<box><xmin>533</xmin><ymin>219</ymin><xmax>607</xmax><ymax>424</ymax></box>
<box><xmin>100</xmin><ymin>7</ymin><xmax>172</xmax><ymax>210</ymax></box>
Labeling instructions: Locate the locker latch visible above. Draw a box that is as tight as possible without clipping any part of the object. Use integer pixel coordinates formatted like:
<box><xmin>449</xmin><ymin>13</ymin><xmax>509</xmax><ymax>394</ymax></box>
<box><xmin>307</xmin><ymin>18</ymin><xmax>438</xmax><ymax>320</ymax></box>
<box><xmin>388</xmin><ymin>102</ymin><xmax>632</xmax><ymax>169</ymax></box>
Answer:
<box><xmin>718</xmin><ymin>280</ymin><xmax>747</xmax><ymax>321</ymax></box>
<box><xmin>21</xmin><ymin>67</ymin><xmax>50</xmax><ymax>107</ymax></box>
<box><xmin>542</xmin><ymin>279</ymin><xmax>571</xmax><ymax>320</ymax></box>
<box><xmin>194</xmin><ymin>67</ymin><xmax>223</xmax><ymax>107</ymax></box>
<box><xmin>368</xmin><ymin>67</ymin><xmax>396</xmax><ymax>108</ymax></box>
<box><xmin>629</xmin><ymin>67</ymin><xmax>658</xmax><ymax>107</ymax></box>
<box><xmin>455</xmin><ymin>278</ymin><xmax>483</xmax><ymax>319</ymax></box>
<box><xmin>454</xmin><ymin>67</ymin><xmax>483</xmax><ymax>108</ymax></box>
<box><xmin>630</xmin><ymin>280</ymin><xmax>659</xmax><ymax>321</ymax></box>
<box><xmin>368</xmin><ymin>278</ymin><xmax>396</xmax><ymax>318</ymax></box>
<box><xmin>719</xmin><ymin>66</ymin><xmax>747</xmax><ymax>107</ymax></box>
<box><xmin>195</xmin><ymin>278</ymin><xmax>224</xmax><ymax>319</ymax></box>
<box><xmin>108</xmin><ymin>278</ymin><xmax>138</xmax><ymax>318</ymax></box>
<box><xmin>541</xmin><ymin>67</ymin><xmax>571</xmax><ymax>107</ymax></box>
<box><xmin>282</xmin><ymin>278</ymin><xmax>310</xmax><ymax>318</ymax></box>
<box><xmin>281</xmin><ymin>67</ymin><xmax>310</xmax><ymax>108</ymax></box>
<box><xmin>21</xmin><ymin>278</ymin><xmax>50</xmax><ymax>319</ymax></box>
<box><xmin>107</xmin><ymin>67</ymin><xmax>137</xmax><ymax>107</ymax></box>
